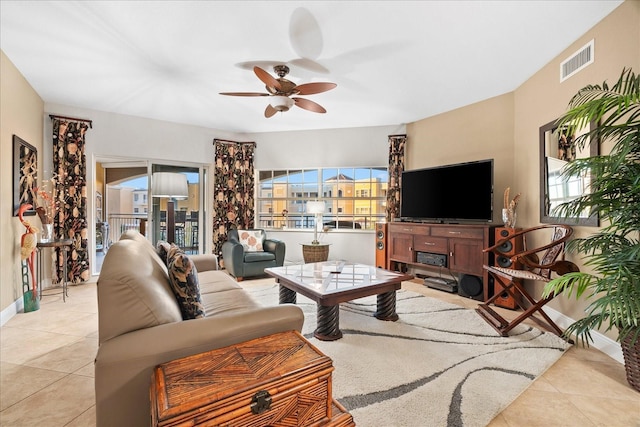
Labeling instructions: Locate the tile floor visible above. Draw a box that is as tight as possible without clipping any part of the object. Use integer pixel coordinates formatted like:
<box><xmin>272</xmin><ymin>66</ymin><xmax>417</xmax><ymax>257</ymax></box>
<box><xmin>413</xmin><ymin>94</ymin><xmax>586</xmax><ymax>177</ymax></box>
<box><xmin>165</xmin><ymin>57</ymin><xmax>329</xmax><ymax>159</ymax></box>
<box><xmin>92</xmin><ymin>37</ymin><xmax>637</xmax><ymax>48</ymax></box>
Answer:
<box><xmin>1</xmin><ymin>283</ymin><xmax>97</xmax><ymax>426</ymax></box>
<box><xmin>1</xmin><ymin>278</ymin><xmax>639</xmax><ymax>426</ymax></box>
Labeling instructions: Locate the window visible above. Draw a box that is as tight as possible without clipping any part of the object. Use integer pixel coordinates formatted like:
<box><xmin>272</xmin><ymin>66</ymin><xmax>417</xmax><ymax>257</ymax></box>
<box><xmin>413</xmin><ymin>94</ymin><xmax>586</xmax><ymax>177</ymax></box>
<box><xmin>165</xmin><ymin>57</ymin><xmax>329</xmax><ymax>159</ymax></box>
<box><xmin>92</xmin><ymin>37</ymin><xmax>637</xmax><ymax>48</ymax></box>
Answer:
<box><xmin>547</xmin><ymin>167</ymin><xmax>590</xmax><ymax>216</ymax></box>
<box><xmin>257</xmin><ymin>168</ymin><xmax>388</xmax><ymax>230</ymax></box>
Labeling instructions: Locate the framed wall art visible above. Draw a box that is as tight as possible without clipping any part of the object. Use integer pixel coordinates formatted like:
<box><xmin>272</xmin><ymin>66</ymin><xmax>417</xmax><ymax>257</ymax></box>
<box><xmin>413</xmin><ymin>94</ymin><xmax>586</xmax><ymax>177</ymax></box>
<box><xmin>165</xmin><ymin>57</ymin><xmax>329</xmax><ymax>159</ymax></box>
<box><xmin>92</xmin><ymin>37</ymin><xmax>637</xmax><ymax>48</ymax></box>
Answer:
<box><xmin>13</xmin><ymin>135</ymin><xmax>37</xmax><ymax>216</ymax></box>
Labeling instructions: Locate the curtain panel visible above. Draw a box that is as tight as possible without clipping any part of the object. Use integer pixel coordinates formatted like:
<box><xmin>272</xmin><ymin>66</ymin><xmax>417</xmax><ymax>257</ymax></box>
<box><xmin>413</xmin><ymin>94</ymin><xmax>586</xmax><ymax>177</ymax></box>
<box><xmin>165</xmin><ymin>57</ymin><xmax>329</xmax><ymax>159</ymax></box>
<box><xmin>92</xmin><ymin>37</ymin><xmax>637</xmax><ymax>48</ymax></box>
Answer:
<box><xmin>386</xmin><ymin>134</ymin><xmax>406</xmax><ymax>222</ymax></box>
<box><xmin>51</xmin><ymin>117</ymin><xmax>91</xmax><ymax>284</ymax></box>
<box><xmin>212</xmin><ymin>139</ymin><xmax>256</xmax><ymax>258</ymax></box>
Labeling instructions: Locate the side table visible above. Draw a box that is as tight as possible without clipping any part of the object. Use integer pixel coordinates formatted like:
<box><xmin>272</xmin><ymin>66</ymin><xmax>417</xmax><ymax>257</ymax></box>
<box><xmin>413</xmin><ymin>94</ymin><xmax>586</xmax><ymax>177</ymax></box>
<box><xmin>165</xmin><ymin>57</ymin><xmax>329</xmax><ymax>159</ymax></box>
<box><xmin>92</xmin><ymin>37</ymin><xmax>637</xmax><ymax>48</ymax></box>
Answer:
<box><xmin>37</xmin><ymin>239</ymin><xmax>73</xmax><ymax>302</ymax></box>
<box><xmin>301</xmin><ymin>243</ymin><xmax>331</xmax><ymax>263</ymax></box>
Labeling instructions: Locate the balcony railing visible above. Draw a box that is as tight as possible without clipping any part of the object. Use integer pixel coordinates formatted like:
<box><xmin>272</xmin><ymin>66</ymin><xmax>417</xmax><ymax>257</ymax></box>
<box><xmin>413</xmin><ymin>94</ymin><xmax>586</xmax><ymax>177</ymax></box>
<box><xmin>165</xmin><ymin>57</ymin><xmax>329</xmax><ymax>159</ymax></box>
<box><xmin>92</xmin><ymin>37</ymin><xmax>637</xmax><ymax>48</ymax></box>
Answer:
<box><xmin>256</xmin><ymin>214</ymin><xmax>383</xmax><ymax>230</ymax></box>
<box><xmin>103</xmin><ymin>213</ymin><xmax>147</xmax><ymax>248</ymax></box>
<box><xmin>103</xmin><ymin>212</ymin><xmax>199</xmax><ymax>254</ymax></box>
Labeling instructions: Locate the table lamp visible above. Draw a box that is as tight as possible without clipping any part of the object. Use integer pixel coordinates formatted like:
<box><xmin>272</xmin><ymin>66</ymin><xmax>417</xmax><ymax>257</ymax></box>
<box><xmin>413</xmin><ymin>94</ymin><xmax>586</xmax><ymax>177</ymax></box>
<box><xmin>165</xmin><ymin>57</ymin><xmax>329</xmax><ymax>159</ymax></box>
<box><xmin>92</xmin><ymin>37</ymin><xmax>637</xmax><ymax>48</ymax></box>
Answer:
<box><xmin>306</xmin><ymin>201</ymin><xmax>326</xmax><ymax>245</ymax></box>
<box><xmin>152</xmin><ymin>172</ymin><xmax>188</xmax><ymax>244</ymax></box>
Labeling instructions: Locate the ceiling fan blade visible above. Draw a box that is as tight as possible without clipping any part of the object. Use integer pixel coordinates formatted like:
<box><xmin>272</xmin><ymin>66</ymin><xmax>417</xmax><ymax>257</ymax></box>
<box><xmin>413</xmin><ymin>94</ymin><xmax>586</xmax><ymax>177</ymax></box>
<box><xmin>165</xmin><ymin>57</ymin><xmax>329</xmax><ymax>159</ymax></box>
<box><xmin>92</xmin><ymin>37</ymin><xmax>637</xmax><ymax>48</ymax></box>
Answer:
<box><xmin>265</xmin><ymin>104</ymin><xmax>278</xmax><ymax>118</ymax></box>
<box><xmin>236</xmin><ymin>60</ymin><xmax>281</xmax><ymax>71</ymax></box>
<box><xmin>289</xmin><ymin>58</ymin><xmax>330</xmax><ymax>75</ymax></box>
<box><xmin>289</xmin><ymin>8</ymin><xmax>323</xmax><ymax>60</ymax></box>
<box><xmin>219</xmin><ymin>92</ymin><xmax>270</xmax><ymax>97</ymax></box>
<box><xmin>254</xmin><ymin>66</ymin><xmax>282</xmax><ymax>91</ymax></box>
<box><xmin>295</xmin><ymin>82</ymin><xmax>337</xmax><ymax>95</ymax></box>
<box><xmin>293</xmin><ymin>97</ymin><xmax>327</xmax><ymax>114</ymax></box>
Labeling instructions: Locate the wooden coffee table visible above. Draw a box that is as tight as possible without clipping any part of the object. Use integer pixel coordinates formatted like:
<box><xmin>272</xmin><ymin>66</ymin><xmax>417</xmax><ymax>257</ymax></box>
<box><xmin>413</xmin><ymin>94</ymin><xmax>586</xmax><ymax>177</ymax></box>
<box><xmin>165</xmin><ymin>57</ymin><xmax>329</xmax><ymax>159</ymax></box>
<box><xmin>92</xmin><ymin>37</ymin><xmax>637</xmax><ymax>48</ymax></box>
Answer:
<box><xmin>265</xmin><ymin>261</ymin><xmax>413</xmax><ymax>341</ymax></box>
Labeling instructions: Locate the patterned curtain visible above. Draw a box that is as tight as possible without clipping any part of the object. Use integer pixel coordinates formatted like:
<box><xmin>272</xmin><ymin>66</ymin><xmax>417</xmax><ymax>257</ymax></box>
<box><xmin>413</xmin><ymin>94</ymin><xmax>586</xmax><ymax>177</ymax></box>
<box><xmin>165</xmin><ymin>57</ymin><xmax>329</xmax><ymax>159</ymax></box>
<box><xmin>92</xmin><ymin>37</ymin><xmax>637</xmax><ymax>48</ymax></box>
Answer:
<box><xmin>51</xmin><ymin>117</ymin><xmax>91</xmax><ymax>284</ymax></box>
<box><xmin>386</xmin><ymin>134</ymin><xmax>407</xmax><ymax>222</ymax></box>
<box><xmin>212</xmin><ymin>139</ymin><xmax>256</xmax><ymax>258</ymax></box>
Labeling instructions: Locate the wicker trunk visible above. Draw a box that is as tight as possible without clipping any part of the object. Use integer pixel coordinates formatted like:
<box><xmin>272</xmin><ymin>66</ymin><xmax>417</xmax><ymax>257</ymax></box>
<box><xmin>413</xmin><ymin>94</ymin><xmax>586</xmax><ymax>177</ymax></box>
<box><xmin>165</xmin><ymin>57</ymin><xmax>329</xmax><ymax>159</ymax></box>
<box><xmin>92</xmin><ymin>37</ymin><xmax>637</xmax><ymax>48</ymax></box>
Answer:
<box><xmin>151</xmin><ymin>331</ymin><xmax>354</xmax><ymax>426</ymax></box>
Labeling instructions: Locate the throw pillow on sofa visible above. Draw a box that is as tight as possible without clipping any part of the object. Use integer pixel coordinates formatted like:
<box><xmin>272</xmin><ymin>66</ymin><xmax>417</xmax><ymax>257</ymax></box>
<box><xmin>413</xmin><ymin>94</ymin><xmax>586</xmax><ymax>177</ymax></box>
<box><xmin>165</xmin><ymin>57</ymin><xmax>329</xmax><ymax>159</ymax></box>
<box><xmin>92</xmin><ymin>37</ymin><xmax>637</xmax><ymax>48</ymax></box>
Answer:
<box><xmin>237</xmin><ymin>230</ymin><xmax>263</xmax><ymax>252</ymax></box>
<box><xmin>156</xmin><ymin>240</ymin><xmax>171</xmax><ymax>265</ymax></box>
<box><xmin>167</xmin><ymin>244</ymin><xmax>206</xmax><ymax>320</ymax></box>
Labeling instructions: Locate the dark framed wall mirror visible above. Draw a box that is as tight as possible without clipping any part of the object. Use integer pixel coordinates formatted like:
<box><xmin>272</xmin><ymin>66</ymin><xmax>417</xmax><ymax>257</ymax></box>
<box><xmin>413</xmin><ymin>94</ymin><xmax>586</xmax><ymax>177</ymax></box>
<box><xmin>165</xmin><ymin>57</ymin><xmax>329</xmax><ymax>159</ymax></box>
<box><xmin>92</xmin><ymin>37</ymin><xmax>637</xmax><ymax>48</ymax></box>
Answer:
<box><xmin>539</xmin><ymin>119</ymin><xmax>599</xmax><ymax>226</ymax></box>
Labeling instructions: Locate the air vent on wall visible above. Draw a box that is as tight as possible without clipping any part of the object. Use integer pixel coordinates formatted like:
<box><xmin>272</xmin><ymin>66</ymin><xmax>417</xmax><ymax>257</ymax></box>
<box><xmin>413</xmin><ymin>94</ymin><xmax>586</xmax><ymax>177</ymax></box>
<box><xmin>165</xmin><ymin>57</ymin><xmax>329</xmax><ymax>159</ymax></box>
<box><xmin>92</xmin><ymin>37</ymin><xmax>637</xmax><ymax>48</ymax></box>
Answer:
<box><xmin>560</xmin><ymin>39</ymin><xmax>594</xmax><ymax>82</ymax></box>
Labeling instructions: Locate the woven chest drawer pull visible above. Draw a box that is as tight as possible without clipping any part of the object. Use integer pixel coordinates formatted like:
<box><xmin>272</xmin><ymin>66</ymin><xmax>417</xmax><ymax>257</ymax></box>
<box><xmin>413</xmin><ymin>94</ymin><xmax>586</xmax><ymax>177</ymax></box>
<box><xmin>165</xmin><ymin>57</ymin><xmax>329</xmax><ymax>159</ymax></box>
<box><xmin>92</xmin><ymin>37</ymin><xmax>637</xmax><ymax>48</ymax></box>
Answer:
<box><xmin>250</xmin><ymin>390</ymin><xmax>272</xmax><ymax>414</ymax></box>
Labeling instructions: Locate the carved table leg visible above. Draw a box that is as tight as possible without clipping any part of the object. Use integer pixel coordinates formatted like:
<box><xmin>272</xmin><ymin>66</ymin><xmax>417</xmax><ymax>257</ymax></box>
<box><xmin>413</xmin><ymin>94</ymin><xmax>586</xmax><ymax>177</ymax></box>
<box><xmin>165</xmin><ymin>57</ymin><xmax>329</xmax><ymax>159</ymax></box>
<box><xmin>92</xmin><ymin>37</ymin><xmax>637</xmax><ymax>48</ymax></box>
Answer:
<box><xmin>279</xmin><ymin>285</ymin><xmax>297</xmax><ymax>304</ymax></box>
<box><xmin>374</xmin><ymin>291</ymin><xmax>399</xmax><ymax>321</ymax></box>
<box><xmin>315</xmin><ymin>304</ymin><xmax>342</xmax><ymax>341</ymax></box>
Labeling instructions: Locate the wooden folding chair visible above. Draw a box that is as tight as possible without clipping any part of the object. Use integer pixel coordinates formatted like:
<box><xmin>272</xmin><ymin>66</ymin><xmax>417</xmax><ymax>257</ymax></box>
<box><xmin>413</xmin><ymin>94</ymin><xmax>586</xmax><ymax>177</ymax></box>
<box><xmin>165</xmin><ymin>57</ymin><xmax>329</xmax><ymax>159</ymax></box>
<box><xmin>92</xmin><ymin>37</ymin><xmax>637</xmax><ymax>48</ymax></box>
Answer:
<box><xmin>476</xmin><ymin>224</ymin><xmax>579</xmax><ymax>338</ymax></box>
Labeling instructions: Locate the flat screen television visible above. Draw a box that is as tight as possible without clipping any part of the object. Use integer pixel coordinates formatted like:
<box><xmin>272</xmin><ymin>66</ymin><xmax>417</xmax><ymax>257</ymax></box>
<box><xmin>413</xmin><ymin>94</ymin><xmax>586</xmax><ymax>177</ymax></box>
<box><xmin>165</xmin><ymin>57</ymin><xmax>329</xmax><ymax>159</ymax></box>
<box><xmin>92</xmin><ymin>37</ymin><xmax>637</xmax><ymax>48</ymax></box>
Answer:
<box><xmin>400</xmin><ymin>159</ymin><xmax>494</xmax><ymax>223</ymax></box>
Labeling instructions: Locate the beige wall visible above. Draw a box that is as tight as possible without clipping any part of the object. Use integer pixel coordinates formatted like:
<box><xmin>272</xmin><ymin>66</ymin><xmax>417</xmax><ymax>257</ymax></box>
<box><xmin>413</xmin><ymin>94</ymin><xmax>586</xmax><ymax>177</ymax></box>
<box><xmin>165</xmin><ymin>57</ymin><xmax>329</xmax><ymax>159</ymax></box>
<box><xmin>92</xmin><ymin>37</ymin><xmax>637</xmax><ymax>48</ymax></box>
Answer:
<box><xmin>513</xmin><ymin>0</ymin><xmax>640</xmax><ymax>340</ymax></box>
<box><xmin>406</xmin><ymin>0</ymin><xmax>640</xmax><ymax>341</ymax></box>
<box><xmin>406</xmin><ymin>92</ymin><xmax>515</xmax><ymax>224</ymax></box>
<box><xmin>1</xmin><ymin>51</ymin><xmax>44</xmax><ymax>314</ymax></box>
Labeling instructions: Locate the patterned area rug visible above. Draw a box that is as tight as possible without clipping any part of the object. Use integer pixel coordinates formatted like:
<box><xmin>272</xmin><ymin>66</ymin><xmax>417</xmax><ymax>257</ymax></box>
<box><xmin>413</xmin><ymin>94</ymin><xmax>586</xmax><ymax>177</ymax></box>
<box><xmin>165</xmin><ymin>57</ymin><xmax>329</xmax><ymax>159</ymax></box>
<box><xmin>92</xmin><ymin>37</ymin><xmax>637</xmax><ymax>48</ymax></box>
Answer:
<box><xmin>244</xmin><ymin>282</ymin><xmax>570</xmax><ymax>427</ymax></box>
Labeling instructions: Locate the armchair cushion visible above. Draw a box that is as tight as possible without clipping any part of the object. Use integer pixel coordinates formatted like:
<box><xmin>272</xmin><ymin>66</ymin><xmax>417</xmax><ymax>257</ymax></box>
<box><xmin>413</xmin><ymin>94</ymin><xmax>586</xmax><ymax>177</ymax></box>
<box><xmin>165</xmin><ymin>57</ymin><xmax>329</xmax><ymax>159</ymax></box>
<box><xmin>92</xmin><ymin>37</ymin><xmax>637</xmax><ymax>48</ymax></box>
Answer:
<box><xmin>167</xmin><ymin>244</ymin><xmax>205</xmax><ymax>320</ymax></box>
<box><xmin>244</xmin><ymin>251</ymin><xmax>276</xmax><ymax>263</ymax></box>
<box><xmin>237</xmin><ymin>229</ymin><xmax>264</xmax><ymax>252</ymax></box>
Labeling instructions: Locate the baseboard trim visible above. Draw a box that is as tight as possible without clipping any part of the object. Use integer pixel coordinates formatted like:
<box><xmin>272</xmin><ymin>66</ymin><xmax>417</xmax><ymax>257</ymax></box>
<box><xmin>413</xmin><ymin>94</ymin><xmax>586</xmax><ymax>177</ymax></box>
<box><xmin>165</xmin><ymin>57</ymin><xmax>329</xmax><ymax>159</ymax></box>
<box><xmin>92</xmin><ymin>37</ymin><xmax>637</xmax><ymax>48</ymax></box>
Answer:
<box><xmin>544</xmin><ymin>306</ymin><xmax>623</xmax><ymax>364</ymax></box>
<box><xmin>1</xmin><ymin>296</ymin><xmax>24</xmax><ymax>327</ymax></box>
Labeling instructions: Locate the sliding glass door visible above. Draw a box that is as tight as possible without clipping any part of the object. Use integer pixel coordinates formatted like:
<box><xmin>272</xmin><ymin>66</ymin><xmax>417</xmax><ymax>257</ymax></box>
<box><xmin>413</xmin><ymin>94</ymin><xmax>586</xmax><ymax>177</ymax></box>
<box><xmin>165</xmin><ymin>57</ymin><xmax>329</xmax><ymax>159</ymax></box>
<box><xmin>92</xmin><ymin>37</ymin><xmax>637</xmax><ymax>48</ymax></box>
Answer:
<box><xmin>150</xmin><ymin>164</ymin><xmax>205</xmax><ymax>255</ymax></box>
<box><xmin>93</xmin><ymin>159</ymin><xmax>207</xmax><ymax>276</ymax></box>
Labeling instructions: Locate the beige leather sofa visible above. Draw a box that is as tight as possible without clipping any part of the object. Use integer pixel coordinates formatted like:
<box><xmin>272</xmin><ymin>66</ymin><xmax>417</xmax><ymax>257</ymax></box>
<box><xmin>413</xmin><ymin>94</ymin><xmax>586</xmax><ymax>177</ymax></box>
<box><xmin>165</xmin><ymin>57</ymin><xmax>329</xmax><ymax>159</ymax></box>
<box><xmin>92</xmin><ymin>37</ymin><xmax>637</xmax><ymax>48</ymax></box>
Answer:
<box><xmin>94</xmin><ymin>230</ymin><xmax>304</xmax><ymax>427</ymax></box>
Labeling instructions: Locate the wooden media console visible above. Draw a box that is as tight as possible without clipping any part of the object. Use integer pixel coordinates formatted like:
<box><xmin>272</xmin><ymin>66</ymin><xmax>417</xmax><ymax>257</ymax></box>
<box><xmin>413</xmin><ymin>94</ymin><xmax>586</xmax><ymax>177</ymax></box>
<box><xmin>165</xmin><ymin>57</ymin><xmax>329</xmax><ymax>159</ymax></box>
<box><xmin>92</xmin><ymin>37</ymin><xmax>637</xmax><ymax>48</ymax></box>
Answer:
<box><xmin>387</xmin><ymin>222</ymin><xmax>496</xmax><ymax>301</ymax></box>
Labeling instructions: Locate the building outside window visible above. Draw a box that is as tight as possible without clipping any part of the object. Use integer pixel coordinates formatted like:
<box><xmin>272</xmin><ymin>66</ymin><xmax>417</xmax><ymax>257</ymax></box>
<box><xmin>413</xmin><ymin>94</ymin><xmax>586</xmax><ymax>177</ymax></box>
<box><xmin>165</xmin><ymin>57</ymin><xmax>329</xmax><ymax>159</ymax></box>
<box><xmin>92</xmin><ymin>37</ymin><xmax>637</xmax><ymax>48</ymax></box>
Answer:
<box><xmin>131</xmin><ymin>188</ymin><xmax>149</xmax><ymax>217</ymax></box>
<box><xmin>257</xmin><ymin>168</ymin><xmax>388</xmax><ymax>230</ymax></box>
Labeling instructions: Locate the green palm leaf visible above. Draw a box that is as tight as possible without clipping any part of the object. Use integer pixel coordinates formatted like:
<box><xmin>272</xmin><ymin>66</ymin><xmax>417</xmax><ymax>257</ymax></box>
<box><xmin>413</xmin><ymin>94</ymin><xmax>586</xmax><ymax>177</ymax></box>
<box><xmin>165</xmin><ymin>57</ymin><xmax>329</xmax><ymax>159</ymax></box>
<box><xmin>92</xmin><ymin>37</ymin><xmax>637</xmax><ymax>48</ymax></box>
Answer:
<box><xmin>543</xmin><ymin>68</ymin><xmax>640</xmax><ymax>346</ymax></box>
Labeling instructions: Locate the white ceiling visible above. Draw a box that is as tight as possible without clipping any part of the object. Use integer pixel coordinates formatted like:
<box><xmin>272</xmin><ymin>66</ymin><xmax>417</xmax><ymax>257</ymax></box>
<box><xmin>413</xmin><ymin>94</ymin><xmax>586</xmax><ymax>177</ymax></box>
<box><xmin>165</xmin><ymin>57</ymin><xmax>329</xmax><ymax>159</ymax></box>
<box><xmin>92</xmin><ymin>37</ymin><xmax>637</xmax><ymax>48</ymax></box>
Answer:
<box><xmin>0</xmin><ymin>1</ymin><xmax>623</xmax><ymax>134</ymax></box>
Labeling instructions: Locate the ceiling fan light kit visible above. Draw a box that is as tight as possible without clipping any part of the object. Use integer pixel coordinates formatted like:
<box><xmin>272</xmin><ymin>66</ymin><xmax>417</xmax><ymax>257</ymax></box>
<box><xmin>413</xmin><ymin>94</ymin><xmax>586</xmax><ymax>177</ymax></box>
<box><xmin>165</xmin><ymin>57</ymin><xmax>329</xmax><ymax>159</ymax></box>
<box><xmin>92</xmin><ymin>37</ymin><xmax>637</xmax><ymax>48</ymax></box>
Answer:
<box><xmin>270</xmin><ymin>95</ymin><xmax>294</xmax><ymax>112</ymax></box>
<box><xmin>220</xmin><ymin>65</ymin><xmax>336</xmax><ymax>118</ymax></box>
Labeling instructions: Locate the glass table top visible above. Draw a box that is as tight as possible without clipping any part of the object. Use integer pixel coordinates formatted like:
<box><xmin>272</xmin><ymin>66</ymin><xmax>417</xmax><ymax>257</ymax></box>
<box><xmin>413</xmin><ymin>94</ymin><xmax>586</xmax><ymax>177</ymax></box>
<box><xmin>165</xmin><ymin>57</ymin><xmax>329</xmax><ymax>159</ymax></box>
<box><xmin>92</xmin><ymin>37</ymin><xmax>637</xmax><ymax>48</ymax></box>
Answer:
<box><xmin>266</xmin><ymin>261</ymin><xmax>408</xmax><ymax>295</ymax></box>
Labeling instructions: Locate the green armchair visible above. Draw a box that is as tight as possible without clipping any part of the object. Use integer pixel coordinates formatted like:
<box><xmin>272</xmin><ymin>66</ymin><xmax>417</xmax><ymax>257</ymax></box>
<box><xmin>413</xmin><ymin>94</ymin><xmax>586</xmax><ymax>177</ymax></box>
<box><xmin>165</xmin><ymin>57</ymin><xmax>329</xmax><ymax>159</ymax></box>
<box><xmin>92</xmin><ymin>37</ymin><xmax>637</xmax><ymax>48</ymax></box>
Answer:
<box><xmin>221</xmin><ymin>229</ymin><xmax>285</xmax><ymax>281</ymax></box>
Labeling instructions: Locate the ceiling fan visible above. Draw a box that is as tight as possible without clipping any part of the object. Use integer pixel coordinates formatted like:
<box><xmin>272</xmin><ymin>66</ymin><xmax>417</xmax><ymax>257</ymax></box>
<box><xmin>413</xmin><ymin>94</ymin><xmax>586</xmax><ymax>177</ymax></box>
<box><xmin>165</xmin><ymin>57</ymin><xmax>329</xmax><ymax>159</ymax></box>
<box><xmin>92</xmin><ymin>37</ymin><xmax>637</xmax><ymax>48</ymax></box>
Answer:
<box><xmin>220</xmin><ymin>65</ymin><xmax>337</xmax><ymax>118</ymax></box>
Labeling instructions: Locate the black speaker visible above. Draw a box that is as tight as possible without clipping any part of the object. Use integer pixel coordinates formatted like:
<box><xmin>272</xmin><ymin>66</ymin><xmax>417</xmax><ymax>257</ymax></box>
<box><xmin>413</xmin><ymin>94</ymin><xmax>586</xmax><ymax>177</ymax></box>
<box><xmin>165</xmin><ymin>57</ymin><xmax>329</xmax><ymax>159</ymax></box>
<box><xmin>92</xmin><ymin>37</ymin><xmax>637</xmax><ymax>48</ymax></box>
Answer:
<box><xmin>458</xmin><ymin>274</ymin><xmax>484</xmax><ymax>301</ymax></box>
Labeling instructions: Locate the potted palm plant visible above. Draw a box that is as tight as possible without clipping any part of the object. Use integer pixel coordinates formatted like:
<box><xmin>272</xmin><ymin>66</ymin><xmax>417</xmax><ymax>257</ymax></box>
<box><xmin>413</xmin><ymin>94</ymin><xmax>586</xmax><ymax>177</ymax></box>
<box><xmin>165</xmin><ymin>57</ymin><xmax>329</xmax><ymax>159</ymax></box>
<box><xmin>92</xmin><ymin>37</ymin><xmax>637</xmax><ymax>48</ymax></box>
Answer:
<box><xmin>542</xmin><ymin>68</ymin><xmax>640</xmax><ymax>392</ymax></box>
